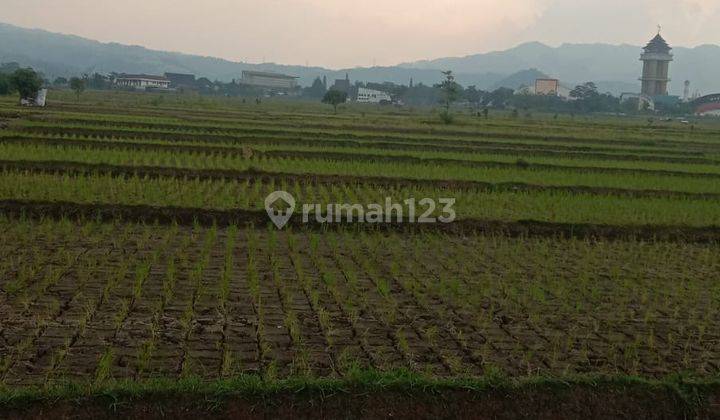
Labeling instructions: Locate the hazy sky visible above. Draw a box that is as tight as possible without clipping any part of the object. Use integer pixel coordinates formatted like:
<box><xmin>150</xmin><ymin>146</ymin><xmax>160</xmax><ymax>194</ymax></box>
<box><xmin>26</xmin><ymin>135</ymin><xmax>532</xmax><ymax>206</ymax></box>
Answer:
<box><xmin>1</xmin><ymin>0</ymin><xmax>719</xmax><ymax>68</ymax></box>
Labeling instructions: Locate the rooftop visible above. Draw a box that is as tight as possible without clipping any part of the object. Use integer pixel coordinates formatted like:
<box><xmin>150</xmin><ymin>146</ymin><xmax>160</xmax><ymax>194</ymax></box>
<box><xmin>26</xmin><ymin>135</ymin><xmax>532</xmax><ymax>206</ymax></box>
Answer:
<box><xmin>116</xmin><ymin>74</ymin><xmax>169</xmax><ymax>81</ymax></box>
<box><xmin>165</xmin><ymin>72</ymin><xmax>196</xmax><ymax>79</ymax></box>
<box><xmin>241</xmin><ymin>70</ymin><xmax>298</xmax><ymax>80</ymax></box>
<box><xmin>643</xmin><ymin>34</ymin><xmax>672</xmax><ymax>54</ymax></box>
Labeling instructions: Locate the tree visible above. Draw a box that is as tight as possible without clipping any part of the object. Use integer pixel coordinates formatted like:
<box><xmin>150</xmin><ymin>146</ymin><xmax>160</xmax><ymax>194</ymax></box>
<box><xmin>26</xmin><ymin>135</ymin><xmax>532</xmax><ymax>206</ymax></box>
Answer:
<box><xmin>400</xmin><ymin>83</ymin><xmax>443</xmax><ymax>107</ymax></box>
<box><xmin>569</xmin><ymin>82</ymin><xmax>599</xmax><ymax>101</ymax></box>
<box><xmin>437</xmin><ymin>70</ymin><xmax>460</xmax><ymax>123</ymax></box>
<box><xmin>70</xmin><ymin>77</ymin><xmax>86</xmax><ymax>101</ymax></box>
<box><xmin>322</xmin><ymin>89</ymin><xmax>347</xmax><ymax>113</ymax></box>
<box><xmin>9</xmin><ymin>68</ymin><xmax>43</xmax><ymax>101</ymax></box>
<box><xmin>84</xmin><ymin>73</ymin><xmax>111</xmax><ymax>90</ymax></box>
<box><xmin>303</xmin><ymin>77</ymin><xmax>327</xmax><ymax>99</ymax></box>
<box><xmin>464</xmin><ymin>85</ymin><xmax>484</xmax><ymax>108</ymax></box>
<box><xmin>569</xmin><ymin>82</ymin><xmax>619</xmax><ymax>113</ymax></box>
<box><xmin>53</xmin><ymin>77</ymin><xmax>68</xmax><ymax>86</ymax></box>
<box><xmin>484</xmin><ymin>87</ymin><xmax>514</xmax><ymax>109</ymax></box>
<box><xmin>619</xmin><ymin>97</ymin><xmax>639</xmax><ymax>114</ymax></box>
<box><xmin>0</xmin><ymin>73</ymin><xmax>11</xmax><ymax>95</ymax></box>
<box><xmin>509</xmin><ymin>90</ymin><xmax>567</xmax><ymax>112</ymax></box>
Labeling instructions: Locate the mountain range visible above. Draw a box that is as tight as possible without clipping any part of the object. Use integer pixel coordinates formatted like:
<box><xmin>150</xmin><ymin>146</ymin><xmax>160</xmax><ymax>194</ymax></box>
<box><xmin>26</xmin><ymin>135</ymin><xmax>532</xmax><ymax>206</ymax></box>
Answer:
<box><xmin>1</xmin><ymin>22</ymin><xmax>719</xmax><ymax>96</ymax></box>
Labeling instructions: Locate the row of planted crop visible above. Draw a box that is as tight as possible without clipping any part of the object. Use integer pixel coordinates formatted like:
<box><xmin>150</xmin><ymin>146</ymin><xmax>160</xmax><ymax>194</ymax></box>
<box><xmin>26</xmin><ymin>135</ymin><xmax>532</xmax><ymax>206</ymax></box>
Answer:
<box><xmin>0</xmin><ymin>219</ymin><xmax>249</xmax><ymax>383</ymax></box>
<box><xmin>255</xmin><ymin>143</ymin><xmax>720</xmax><ymax>172</ymax></box>
<box><xmin>8</xmin><ymin>128</ymin><xmax>712</xmax><ymax>166</ymax></box>
<box><xmin>346</xmin><ymin>230</ymin><xmax>720</xmax><ymax>375</ymax></box>
<box><xmin>17</xmin><ymin>118</ymin><xmax>720</xmax><ymax>155</ymax></box>
<box><xmin>6</xmin><ymin>134</ymin><xmax>720</xmax><ymax>175</ymax></box>
<box><xmin>13</xmin><ymin>100</ymin><xmax>720</xmax><ymax>148</ymax></box>
<box><xmin>2</xmin><ymin>218</ymin><xmax>719</xmax><ymax>377</ymax></box>
<box><xmin>2</xmin><ymin>171</ymin><xmax>720</xmax><ymax>227</ymax></box>
<box><xmin>0</xmin><ymin>218</ymin><xmax>425</xmax><ymax>380</ymax></box>
<box><xmin>3</xmin><ymin>143</ymin><xmax>720</xmax><ymax>194</ymax></box>
<box><xmin>6</xmin><ymin>88</ymin><xmax>720</xmax><ymax>146</ymax></box>
<box><xmin>0</xmin><ymin>220</ymin><xmax>159</xmax><ymax>384</ymax></box>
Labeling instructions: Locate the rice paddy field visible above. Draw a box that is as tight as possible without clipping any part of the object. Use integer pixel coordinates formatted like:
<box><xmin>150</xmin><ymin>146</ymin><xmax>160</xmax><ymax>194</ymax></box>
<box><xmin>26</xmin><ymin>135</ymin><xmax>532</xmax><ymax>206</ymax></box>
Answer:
<box><xmin>2</xmin><ymin>91</ymin><xmax>720</xmax><ymax>418</ymax></box>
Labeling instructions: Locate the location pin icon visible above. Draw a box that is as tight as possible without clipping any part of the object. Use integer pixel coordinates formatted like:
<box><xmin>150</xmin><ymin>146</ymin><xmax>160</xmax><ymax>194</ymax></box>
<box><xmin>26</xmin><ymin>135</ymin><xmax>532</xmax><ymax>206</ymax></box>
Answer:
<box><xmin>265</xmin><ymin>191</ymin><xmax>296</xmax><ymax>229</ymax></box>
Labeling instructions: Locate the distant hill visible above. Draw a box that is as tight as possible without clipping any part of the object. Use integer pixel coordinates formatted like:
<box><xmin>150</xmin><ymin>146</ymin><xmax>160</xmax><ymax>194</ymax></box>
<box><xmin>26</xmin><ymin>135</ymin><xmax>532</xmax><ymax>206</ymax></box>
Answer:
<box><xmin>401</xmin><ymin>41</ymin><xmax>720</xmax><ymax>96</ymax></box>
<box><xmin>2</xmin><ymin>22</ymin><xmax>719</xmax><ymax>96</ymax></box>
<box><xmin>491</xmin><ymin>69</ymin><xmax>549</xmax><ymax>90</ymax></box>
<box><xmin>0</xmin><ymin>22</ymin><xmax>327</xmax><ymax>85</ymax></box>
<box><xmin>0</xmin><ymin>22</ymin><xmax>491</xmax><ymax>88</ymax></box>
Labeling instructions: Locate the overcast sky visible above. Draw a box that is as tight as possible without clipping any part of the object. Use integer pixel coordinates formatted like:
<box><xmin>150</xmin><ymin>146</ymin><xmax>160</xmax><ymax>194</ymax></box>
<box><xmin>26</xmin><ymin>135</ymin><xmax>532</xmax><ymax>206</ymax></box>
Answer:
<box><xmin>1</xmin><ymin>0</ymin><xmax>719</xmax><ymax>69</ymax></box>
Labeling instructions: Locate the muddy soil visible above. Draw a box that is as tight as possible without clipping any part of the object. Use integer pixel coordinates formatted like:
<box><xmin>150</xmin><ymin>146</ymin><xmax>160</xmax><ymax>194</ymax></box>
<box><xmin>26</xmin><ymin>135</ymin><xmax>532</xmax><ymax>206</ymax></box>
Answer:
<box><xmin>3</xmin><ymin>387</ymin><xmax>712</xmax><ymax>420</ymax></box>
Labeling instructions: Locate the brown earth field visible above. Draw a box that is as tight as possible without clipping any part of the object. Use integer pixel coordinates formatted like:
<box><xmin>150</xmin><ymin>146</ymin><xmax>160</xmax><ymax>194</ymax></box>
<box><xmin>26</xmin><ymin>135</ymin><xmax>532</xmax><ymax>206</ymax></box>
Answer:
<box><xmin>1</xmin><ymin>218</ymin><xmax>720</xmax><ymax>418</ymax></box>
<box><xmin>2</xmin><ymin>219</ymin><xmax>720</xmax><ymax>383</ymax></box>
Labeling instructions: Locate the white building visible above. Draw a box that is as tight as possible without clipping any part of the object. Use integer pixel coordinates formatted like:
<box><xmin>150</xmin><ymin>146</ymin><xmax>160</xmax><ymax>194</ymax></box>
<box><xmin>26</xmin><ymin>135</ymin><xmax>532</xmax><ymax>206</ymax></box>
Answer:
<box><xmin>356</xmin><ymin>87</ymin><xmax>391</xmax><ymax>104</ymax></box>
<box><xmin>115</xmin><ymin>74</ymin><xmax>171</xmax><ymax>90</ymax></box>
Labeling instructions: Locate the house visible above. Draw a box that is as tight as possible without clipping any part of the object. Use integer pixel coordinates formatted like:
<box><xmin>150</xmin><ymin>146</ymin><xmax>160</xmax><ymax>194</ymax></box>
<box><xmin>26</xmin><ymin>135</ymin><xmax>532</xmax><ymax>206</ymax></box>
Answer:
<box><xmin>332</xmin><ymin>73</ymin><xmax>351</xmax><ymax>93</ymax></box>
<box><xmin>533</xmin><ymin>78</ymin><xmax>571</xmax><ymax>98</ymax></box>
<box><xmin>535</xmin><ymin>79</ymin><xmax>559</xmax><ymax>96</ymax></box>
<box><xmin>240</xmin><ymin>71</ymin><xmax>298</xmax><ymax>89</ymax></box>
<box><xmin>356</xmin><ymin>87</ymin><xmax>391</xmax><ymax>104</ymax></box>
<box><xmin>164</xmin><ymin>73</ymin><xmax>196</xmax><ymax>89</ymax></box>
<box><xmin>115</xmin><ymin>74</ymin><xmax>171</xmax><ymax>90</ymax></box>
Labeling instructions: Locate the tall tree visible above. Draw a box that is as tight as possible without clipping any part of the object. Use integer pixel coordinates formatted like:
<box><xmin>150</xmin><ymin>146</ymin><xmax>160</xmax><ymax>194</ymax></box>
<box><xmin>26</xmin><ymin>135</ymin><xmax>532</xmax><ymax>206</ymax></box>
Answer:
<box><xmin>569</xmin><ymin>82</ymin><xmax>618</xmax><ymax>113</ymax></box>
<box><xmin>439</xmin><ymin>71</ymin><xmax>460</xmax><ymax>111</ymax></box>
<box><xmin>322</xmin><ymin>89</ymin><xmax>347</xmax><ymax>113</ymax></box>
<box><xmin>484</xmin><ymin>87</ymin><xmax>515</xmax><ymax>108</ymax></box>
<box><xmin>464</xmin><ymin>85</ymin><xmax>484</xmax><ymax>108</ymax></box>
<box><xmin>0</xmin><ymin>73</ymin><xmax>11</xmax><ymax>95</ymax></box>
<box><xmin>70</xmin><ymin>77</ymin><xmax>86</xmax><ymax>101</ymax></box>
<box><xmin>437</xmin><ymin>70</ymin><xmax>461</xmax><ymax>124</ymax></box>
<box><xmin>9</xmin><ymin>68</ymin><xmax>43</xmax><ymax>101</ymax></box>
<box><xmin>569</xmin><ymin>82</ymin><xmax>599</xmax><ymax>100</ymax></box>
<box><xmin>304</xmin><ymin>77</ymin><xmax>327</xmax><ymax>99</ymax></box>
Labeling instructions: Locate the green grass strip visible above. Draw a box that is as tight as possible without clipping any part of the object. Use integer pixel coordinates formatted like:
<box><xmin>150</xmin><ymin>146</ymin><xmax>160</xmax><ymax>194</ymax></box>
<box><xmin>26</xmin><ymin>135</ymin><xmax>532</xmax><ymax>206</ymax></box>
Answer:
<box><xmin>0</xmin><ymin>369</ymin><xmax>718</xmax><ymax>413</ymax></box>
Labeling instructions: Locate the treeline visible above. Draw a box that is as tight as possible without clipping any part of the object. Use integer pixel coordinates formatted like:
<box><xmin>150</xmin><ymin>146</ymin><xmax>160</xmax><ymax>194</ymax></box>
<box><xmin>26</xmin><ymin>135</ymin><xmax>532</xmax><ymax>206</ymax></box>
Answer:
<box><xmin>304</xmin><ymin>77</ymin><xmax>691</xmax><ymax>115</ymax></box>
<box><xmin>50</xmin><ymin>72</ymin><xmax>294</xmax><ymax>97</ymax></box>
<box><xmin>1</xmin><ymin>62</ymin><xmax>693</xmax><ymax>116</ymax></box>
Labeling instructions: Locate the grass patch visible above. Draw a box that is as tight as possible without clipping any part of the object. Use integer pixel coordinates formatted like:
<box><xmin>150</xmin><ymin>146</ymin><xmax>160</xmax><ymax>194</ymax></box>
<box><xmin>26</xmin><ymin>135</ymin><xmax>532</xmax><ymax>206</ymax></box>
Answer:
<box><xmin>0</xmin><ymin>369</ymin><xmax>718</xmax><ymax>413</ymax></box>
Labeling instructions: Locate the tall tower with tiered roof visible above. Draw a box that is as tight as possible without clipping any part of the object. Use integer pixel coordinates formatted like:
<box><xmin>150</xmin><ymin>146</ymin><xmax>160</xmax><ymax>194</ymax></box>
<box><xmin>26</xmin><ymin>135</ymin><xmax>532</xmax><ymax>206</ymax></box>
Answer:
<box><xmin>640</xmin><ymin>31</ymin><xmax>673</xmax><ymax>96</ymax></box>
